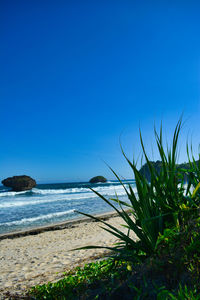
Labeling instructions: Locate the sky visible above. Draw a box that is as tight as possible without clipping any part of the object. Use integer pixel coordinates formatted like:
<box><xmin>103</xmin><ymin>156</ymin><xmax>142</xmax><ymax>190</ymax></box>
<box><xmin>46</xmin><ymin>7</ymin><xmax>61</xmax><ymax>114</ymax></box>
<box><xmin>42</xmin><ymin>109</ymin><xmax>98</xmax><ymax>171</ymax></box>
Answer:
<box><xmin>0</xmin><ymin>1</ymin><xmax>200</xmax><ymax>183</ymax></box>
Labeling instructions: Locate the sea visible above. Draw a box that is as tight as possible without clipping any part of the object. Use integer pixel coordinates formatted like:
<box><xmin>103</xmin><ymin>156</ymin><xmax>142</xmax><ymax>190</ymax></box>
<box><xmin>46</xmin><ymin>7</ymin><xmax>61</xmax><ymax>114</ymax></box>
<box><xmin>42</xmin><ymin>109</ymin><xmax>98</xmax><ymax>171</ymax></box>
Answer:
<box><xmin>0</xmin><ymin>180</ymin><xmax>135</xmax><ymax>235</ymax></box>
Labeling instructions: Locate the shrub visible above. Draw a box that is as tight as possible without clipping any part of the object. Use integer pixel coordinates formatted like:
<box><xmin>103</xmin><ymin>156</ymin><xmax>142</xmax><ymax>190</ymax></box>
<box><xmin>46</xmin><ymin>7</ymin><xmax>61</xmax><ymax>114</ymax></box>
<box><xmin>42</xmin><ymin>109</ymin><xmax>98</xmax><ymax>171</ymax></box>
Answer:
<box><xmin>77</xmin><ymin>119</ymin><xmax>200</xmax><ymax>263</ymax></box>
<box><xmin>29</xmin><ymin>259</ymin><xmax>131</xmax><ymax>299</ymax></box>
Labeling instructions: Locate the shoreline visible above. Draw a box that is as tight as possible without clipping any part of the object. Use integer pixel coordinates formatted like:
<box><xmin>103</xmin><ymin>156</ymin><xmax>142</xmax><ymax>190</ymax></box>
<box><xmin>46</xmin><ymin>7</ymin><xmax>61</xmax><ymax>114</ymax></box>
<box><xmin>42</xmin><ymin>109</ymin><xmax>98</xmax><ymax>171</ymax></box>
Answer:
<box><xmin>0</xmin><ymin>209</ymin><xmax>120</xmax><ymax>240</ymax></box>
<box><xmin>0</xmin><ymin>210</ymin><xmax>135</xmax><ymax>297</ymax></box>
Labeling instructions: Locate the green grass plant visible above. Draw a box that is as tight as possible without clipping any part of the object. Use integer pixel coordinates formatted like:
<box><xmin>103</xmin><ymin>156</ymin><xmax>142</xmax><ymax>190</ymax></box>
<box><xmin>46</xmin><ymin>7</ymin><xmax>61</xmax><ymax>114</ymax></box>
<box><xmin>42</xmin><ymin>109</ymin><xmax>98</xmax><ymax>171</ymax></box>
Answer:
<box><xmin>156</xmin><ymin>284</ymin><xmax>200</xmax><ymax>300</ymax></box>
<box><xmin>76</xmin><ymin>119</ymin><xmax>200</xmax><ymax>262</ymax></box>
<box><xmin>29</xmin><ymin>119</ymin><xmax>200</xmax><ymax>299</ymax></box>
<box><xmin>29</xmin><ymin>221</ymin><xmax>200</xmax><ymax>299</ymax></box>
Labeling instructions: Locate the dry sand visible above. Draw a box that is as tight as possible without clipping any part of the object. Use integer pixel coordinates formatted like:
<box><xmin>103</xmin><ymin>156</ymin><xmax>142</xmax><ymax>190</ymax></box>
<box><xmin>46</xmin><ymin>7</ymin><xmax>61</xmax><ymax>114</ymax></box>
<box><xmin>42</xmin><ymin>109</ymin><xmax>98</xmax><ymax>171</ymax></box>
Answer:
<box><xmin>0</xmin><ymin>212</ymin><xmax>136</xmax><ymax>298</ymax></box>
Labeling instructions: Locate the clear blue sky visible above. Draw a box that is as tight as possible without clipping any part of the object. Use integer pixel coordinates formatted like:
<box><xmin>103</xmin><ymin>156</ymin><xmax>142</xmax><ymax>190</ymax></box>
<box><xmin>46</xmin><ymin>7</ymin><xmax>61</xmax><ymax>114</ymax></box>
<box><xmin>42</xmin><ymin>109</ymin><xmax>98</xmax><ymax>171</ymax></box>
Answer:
<box><xmin>0</xmin><ymin>1</ymin><xmax>200</xmax><ymax>183</ymax></box>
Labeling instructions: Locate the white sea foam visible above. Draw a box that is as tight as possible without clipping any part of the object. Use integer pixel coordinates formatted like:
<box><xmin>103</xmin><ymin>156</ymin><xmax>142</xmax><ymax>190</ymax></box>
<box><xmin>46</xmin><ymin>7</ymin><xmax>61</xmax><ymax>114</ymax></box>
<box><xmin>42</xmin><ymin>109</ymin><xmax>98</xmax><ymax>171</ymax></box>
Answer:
<box><xmin>32</xmin><ymin>188</ymin><xmax>88</xmax><ymax>195</ymax></box>
<box><xmin>0</xmin><ymin>190</ymin><xmax>28</xmax><ymax>197</ymax></box>
<box><xmin>0</xmin><ymin>193</ymin><xmax>98</xmax><ymax>208</ymax></box>
<box><xmin>0</xmin><ymin>184</ymin><xmax>134</xmax><ymax>208</ymax></box>
<box><xmin>32</xmin><ymin>184</ymin><xmax>130</xmax><ymax>195</ymax></box>
<box><xmin>0</xmin><ymin>209</ymin><xmax>75</xmax><ymax>226</ymax></box>
<box><xmin>0</xmin><ymin>181</ymin><xmax>134</xmax><ymax>197</ymax></box>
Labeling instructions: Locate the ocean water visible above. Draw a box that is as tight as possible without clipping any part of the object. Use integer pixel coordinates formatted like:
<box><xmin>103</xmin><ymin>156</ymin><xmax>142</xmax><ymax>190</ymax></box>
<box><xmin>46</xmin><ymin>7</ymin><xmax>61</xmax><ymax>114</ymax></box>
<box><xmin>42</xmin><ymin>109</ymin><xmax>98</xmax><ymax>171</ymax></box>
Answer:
<box><xmin>0</xmin><ymin>180</ymin><xmax>135</xmax><ymax>234</ymax></box>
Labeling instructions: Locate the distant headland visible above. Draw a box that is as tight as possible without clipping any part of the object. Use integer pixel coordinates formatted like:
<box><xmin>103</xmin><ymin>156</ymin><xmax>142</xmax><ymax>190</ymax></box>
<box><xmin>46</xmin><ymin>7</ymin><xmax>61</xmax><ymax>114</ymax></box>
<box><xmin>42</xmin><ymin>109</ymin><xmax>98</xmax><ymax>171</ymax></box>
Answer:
<box><xmin>139</xmin><ymin>160</ymin><xmax>199</xmax><ymax>181</ymax></box>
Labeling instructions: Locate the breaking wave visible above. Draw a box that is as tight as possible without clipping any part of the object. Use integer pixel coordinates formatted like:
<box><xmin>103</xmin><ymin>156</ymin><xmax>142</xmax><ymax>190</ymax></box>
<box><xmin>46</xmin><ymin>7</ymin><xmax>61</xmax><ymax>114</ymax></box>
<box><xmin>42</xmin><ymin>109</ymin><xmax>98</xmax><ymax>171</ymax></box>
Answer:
<box><xmin>0</xmin><ymin>184</ymin><xmax>134</xmax><ymax>209</ymax></box>
<box><xmin>0</xmin><ymin>180</ymin><xmax>135</xmax><ymax>234</ymax></box>
<box><xmin>0</xmin><ymin>209</ymin><xmax>75</xmax><ymax>226</ymax></box>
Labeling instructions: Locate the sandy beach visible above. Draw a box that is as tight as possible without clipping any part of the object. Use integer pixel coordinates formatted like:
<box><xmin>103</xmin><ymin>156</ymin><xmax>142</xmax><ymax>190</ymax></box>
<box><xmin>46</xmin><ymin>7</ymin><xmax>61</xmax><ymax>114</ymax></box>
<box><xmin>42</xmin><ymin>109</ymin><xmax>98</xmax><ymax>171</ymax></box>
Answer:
<box><xmin>0</xmin><ymin>212</ymin><xmax>136</xmax><ymax>298</ymax></box>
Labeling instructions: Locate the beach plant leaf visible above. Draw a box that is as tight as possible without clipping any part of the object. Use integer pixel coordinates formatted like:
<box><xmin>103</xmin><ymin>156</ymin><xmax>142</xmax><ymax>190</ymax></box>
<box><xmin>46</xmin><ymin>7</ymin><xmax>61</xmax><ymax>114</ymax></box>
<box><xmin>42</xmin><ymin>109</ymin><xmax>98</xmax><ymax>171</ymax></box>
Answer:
<box><xmin>76</xmin><ymin>119</ymin><xmax>199</xmax><ymax>262</ymax></box>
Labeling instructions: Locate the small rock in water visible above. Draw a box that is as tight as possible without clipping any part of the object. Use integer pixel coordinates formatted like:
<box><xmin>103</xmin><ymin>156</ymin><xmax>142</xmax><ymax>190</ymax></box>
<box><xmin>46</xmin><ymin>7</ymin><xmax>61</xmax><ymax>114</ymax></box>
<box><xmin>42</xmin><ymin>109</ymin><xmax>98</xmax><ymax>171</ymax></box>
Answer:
<box><xmin>89</xmin><ymin>176</ymin><xmax>107</xmax><ymax>183</ymax></box>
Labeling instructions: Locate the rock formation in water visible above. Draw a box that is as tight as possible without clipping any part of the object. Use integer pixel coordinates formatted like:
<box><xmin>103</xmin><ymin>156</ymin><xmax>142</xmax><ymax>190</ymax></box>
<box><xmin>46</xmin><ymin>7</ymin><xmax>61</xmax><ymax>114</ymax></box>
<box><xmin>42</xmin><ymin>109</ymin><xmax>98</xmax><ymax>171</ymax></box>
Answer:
<box><xmin>2</xmin><ymin>175</ymin><xmax>36</xmax><ymax>192</ymax></box>
<box><xmin>89</xmin><ymin>176</ymin><xmax>107</xmax><ymax>183</ymax></box>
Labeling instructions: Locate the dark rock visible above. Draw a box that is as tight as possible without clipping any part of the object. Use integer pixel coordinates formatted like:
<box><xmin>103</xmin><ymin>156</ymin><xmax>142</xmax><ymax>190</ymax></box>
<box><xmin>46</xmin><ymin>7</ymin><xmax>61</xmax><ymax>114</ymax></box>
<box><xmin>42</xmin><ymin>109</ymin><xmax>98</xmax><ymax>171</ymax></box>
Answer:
<box><xmin>139</xmin><ymin>160</ymin><xmax>200</xmax><ymax>182</ymax></box>
<box><xmin>139</xmin><ymin>160</ymin><xmax>162</xmax><ymax>182</ymax></box>
<box><xmin>2</xmin><ymin>175</ymin><xmax>36</xmax><ymax>192</ymax></box>
<box><xmin>89</xmin><ymin>176</ymin><xmax>107</xmax><ymax>183</ymax></box>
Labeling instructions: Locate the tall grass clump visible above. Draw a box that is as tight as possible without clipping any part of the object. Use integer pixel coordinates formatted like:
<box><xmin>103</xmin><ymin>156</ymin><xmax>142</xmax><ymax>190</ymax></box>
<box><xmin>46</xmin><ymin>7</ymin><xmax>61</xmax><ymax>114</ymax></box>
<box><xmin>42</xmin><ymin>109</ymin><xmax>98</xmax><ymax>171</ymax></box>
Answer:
<box><xmin>30</xmin><ymin>120</ymin><xmax>200</xmax><ymax>299</ymax></box>
<box><xmin>77</xmin><ymin>120</ymin><xmax>200</xmax><ymax>263</ymax></box>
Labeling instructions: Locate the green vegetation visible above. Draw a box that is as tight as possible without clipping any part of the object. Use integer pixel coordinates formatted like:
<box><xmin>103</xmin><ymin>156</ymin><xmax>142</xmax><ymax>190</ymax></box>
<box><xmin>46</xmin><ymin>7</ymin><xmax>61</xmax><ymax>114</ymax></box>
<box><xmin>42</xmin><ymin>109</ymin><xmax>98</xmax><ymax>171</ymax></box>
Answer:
<box><xmin>29</xmin><ymin>120</ymin><xmax>200</xmax><ymax>299</ymax></box>
<box><xmin>139</xmin><ymin>159</ymin><xmax>200</xmax><ymax>182</ymax></box>
<box><xmin>29</xmin><ymin>259</ymin><xmax>132</xmax><ymax>299</ymax></box>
